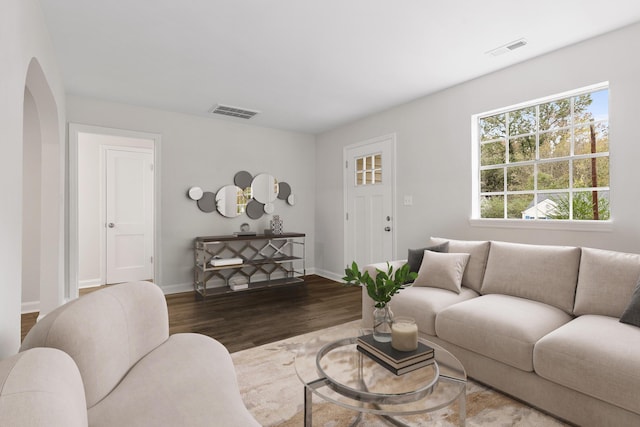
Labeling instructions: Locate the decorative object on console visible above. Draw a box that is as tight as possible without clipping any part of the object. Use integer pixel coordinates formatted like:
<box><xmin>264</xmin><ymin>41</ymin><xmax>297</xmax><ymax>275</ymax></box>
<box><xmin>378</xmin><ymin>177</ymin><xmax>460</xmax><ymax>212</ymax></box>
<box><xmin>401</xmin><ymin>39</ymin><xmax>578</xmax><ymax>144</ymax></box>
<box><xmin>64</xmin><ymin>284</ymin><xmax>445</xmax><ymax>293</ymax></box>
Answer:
<box><xmin>229</xmin><ymin>276</ymin><xmax>249</xmax><ymax>291</ymax></box>
<box><xmin>235</xmin><ymin>222</ymin><xmax>257</xmax><ymax>236</ymax></box>
<box><xmin>188</xmin><ymin>170</ymin><xmax>296</xmax><ymax>216</ymax></box>
<box><xmin>210</xmin><ymin>256</ymin><xmax>243</xmax><ymax>267</ymax></box>
<box><xmin>343</xmin><ymin>261</ymin><xmax>417</xmax><ymax>342</ymax></box>
<box><xmin>270</xmin><ymin>215</ymin><xmax>283</xmax><ymax>234</ymax></box>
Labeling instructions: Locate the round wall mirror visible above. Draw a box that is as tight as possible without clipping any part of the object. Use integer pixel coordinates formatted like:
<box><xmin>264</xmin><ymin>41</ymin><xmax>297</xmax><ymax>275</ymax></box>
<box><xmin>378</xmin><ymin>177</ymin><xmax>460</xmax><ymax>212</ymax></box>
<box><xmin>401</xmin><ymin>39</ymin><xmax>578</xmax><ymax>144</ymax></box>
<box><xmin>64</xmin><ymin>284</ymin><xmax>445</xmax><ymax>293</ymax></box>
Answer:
<box><xmin>234</xmin><ymin>170</ymin><xmax>253</xmax><ymax>189</ymax></box>
<box><xmin>264</xmin><ymin>203</ymin><xmax>275</xmax><ymax>214</ymax></box>
<box><xmin>188</xmin><ymin>186</ymin><xmax>204</xmax><ymax>201</ymax></box>
<box><xmin>215</xmin><ymin>185</ymin><xmax>247</xmax><ymax>218</ymax></box>
<box><xmin>277</xmin><ymin>182</ymin><xmax>291</xmax><ymax>200</ymax></box>
<box><xmin>246</xmin><ymin>199</ymin><xmax>264</xmax><ymax>219</ymax></box>
<box><xmin>197</xmin><ymin>192</ymin><xmax>216</xmax><ymax>213</ymax></box>
<box><xmin>251</xmin><ymin>173</ymin><xmax>278</xmax><ymax>204</ymax></box>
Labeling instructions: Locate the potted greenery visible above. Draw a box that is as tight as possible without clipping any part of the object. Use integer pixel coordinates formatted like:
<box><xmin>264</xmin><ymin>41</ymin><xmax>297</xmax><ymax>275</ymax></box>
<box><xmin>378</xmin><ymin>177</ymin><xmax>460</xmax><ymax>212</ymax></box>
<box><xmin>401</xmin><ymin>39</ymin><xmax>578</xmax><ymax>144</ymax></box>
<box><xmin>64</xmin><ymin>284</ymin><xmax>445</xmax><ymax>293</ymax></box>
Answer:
<box><xmin>343</xmin><ymin>261</ymin><xmax>417</xmax><ymax>342</ymax></box>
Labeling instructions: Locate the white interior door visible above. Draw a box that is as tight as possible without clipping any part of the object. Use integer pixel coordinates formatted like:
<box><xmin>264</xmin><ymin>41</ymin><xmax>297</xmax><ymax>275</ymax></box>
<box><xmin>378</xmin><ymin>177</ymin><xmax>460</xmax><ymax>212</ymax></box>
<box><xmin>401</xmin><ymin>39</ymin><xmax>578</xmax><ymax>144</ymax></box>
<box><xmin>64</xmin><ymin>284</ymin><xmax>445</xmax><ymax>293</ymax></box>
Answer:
<box><xmin>106</xmin><ymin>148</ymin><xmax>154</xmax><ymax>284</ymax></box>
<box><xmin>345</xmin><ymin>135</ymin><xmax>395</xmax><ymax>267</ymax></box>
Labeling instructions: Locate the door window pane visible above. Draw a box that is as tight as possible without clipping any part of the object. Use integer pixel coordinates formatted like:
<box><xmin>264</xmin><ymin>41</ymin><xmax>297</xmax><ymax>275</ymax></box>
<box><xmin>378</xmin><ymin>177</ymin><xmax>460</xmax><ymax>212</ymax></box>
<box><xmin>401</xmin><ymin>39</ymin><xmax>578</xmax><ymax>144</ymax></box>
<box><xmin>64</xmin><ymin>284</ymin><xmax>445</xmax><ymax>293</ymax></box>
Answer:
<box><xmin>355</xmin><ymin>153</ymin><xmax>382</xmax><ymax>186</ymax></box>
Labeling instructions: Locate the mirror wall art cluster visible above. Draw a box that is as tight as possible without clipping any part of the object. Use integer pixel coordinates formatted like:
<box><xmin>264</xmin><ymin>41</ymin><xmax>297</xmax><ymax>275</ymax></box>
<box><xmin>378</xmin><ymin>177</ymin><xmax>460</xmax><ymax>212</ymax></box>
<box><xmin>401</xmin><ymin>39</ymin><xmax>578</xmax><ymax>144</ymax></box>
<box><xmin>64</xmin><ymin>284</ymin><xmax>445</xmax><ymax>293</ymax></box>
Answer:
<box><xmin>188</xmin><ymin>171</ymin><xmax>295</xmax><ymax>219</ymax></box>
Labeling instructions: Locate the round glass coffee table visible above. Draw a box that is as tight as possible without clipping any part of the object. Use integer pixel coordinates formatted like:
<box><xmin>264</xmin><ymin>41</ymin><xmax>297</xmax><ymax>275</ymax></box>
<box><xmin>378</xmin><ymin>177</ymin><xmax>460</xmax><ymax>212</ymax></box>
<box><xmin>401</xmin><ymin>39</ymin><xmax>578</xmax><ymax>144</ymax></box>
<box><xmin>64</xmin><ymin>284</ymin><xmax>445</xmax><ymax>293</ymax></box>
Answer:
<box><xmin>295</xmin><ymin>332</ymin><xmax>466</xmax><ymax>426</ymax></box>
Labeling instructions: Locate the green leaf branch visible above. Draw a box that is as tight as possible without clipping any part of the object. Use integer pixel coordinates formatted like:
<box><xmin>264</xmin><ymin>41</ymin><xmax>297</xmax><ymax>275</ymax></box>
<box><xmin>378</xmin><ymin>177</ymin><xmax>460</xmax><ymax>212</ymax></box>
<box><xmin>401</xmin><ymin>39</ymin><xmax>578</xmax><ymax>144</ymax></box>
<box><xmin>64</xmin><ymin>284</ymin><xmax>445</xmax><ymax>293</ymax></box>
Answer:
<box><xmin>342</xmin><ymin>261</ymin><xmax>417</xmax><ymax>308</ymax></box>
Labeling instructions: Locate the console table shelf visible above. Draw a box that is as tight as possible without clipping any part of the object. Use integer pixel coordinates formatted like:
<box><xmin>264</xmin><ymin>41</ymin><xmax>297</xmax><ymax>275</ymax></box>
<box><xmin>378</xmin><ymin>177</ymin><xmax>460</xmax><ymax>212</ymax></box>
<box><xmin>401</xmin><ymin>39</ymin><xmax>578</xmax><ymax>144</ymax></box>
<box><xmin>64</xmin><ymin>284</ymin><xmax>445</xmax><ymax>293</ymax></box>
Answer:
<box><xmin>194</xmin><ymin>233</ymin><xmax>305</xmax><ymax>299</ymax></box>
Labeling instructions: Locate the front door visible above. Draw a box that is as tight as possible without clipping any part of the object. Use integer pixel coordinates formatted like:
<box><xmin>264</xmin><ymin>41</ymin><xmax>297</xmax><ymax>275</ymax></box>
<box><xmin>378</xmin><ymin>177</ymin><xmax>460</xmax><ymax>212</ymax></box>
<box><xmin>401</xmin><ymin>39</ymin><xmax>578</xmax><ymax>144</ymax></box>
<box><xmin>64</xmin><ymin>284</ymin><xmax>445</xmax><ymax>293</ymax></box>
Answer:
<box><xmin>105</xmin><ymin>148</ymin><xmax>154</xmax><ymax>284</ymax></box>
<box><xmin>344</xmin><ymin>134</ymin><xmax>395</xmax><ymax>268</ymax></box>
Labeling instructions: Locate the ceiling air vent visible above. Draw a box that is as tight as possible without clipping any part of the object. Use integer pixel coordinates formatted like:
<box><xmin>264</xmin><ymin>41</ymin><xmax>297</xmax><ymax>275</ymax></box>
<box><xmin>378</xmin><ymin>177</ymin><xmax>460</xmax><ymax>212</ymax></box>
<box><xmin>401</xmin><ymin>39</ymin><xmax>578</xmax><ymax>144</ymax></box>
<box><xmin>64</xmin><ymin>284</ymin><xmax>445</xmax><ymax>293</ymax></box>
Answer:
<box><xmin>486</xmin><ymin>38</ymin><xmax>528</xmax><ymax>56</ymax></box>
<box><xmin>209</xmin><ymin>104</ymin><xmax>260</xmax><ymax>119</ymax></box>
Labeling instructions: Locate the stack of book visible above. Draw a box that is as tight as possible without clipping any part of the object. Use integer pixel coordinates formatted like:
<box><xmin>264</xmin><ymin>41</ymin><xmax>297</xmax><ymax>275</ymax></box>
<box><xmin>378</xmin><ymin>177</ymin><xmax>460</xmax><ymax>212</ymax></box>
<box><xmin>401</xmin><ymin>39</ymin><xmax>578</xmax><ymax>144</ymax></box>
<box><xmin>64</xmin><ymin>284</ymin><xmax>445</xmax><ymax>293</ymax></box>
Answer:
<box><xmin>356</xmin><ymin>334</ymin><xmax>435</xmax><ymax>375</ymax></box>
<box><xmin>209</xmin><ymin>257</ymin><xmax>243</xmax><ymax>267</ymax></box>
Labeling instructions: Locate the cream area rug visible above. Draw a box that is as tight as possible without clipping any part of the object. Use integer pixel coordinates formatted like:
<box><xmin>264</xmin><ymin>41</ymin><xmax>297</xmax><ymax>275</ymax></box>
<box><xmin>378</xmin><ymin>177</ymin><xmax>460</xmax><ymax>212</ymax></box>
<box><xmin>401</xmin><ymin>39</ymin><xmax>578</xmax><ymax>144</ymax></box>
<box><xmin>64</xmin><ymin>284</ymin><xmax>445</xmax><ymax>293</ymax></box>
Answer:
<box><xmin>231</xmin><ymin>321</ymin><xmax>568</xmax><ymax>426</ymax></box>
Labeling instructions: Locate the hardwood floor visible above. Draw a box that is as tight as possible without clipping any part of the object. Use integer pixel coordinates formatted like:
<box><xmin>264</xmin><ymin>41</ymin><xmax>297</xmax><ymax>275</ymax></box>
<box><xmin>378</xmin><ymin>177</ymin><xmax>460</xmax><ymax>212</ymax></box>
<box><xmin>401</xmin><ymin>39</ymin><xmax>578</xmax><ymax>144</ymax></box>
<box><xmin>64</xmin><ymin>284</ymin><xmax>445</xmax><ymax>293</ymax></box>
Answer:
<box><xmin>21</xmin><ymin>275</ymin><xmax>362</xmax><ymax>353</ymax></box>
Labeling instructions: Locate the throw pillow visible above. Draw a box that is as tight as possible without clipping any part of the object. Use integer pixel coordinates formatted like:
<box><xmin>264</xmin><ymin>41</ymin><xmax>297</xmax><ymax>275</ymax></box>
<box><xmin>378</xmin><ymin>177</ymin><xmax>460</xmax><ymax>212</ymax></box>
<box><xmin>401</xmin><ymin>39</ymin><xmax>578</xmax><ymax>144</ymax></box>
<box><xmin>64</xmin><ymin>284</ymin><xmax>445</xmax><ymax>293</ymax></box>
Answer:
<box><xmin>412</xmin><ymin>250</ymin><xmax>470</xmax><ymax>294</ymax></box>
<box><xmin>620</xmin><ymin>276</ymin><xmax>640</xmax><ymax>327</ymax></box>
<box><xmin>407</xmin><ymin>242</ymin><xmax>449</xmax><ymax>276</ymax></box>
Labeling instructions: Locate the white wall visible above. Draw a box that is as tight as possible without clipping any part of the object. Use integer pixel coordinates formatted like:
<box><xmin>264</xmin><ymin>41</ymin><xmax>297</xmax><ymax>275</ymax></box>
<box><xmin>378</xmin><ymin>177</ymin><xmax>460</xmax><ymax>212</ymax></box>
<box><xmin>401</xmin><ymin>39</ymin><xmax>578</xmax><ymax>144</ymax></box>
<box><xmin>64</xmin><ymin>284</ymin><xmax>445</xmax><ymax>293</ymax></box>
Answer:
<box><xmin>66</xmin><ymin>96</ymin><xmax>316</xmax><ymax>294</ymax></box>
<box><xmin>0</xmin><ymin>0</ymin><xmax>65</xmax><ymax>357</ymax></box>
<box><xmin>21</xmin><ymin>88</ymin><xmax>42</xmax><ymax>311</ymax></box>
<box><xmin>316</xmin><ymin>22</ymin><xmax>640</xmax><ymax>278</ymax></box>
<box><xmin>77</xmin><ymin>132</ymin><xmax>154</xmax><ymax>287</ymax></box>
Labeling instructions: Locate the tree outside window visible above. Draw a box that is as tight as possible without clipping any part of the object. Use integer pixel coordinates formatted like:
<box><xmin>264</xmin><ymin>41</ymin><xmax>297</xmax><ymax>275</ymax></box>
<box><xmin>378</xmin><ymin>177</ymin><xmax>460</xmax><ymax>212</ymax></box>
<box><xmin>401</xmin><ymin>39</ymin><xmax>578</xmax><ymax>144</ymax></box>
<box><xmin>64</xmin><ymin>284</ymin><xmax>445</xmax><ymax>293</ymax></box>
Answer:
<box><xmin>477</xmin><ymin>85</ymin><xmax>609</xmax><ymax>221</ymax></box>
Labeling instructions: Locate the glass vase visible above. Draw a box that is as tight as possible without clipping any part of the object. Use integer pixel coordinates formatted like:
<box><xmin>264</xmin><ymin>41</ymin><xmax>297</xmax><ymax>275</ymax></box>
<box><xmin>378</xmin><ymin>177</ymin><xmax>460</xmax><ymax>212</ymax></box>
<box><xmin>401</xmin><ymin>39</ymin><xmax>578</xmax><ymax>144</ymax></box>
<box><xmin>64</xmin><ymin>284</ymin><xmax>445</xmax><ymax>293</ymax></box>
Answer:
<box><xmin>373</xmin><ymin>304</ymin><xmax>393</xmax><ymax>342</ymax></box>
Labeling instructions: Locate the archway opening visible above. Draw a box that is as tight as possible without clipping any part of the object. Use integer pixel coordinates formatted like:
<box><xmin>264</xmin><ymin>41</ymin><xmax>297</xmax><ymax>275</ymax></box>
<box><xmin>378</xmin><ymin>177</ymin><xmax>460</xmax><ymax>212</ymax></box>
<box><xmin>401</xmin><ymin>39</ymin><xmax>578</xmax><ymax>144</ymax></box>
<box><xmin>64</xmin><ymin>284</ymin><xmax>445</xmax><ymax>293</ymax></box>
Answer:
<box><xmin>22</xmin><ymin>58</ymin><xmax>63</xmax><ymax>328</ymax></box>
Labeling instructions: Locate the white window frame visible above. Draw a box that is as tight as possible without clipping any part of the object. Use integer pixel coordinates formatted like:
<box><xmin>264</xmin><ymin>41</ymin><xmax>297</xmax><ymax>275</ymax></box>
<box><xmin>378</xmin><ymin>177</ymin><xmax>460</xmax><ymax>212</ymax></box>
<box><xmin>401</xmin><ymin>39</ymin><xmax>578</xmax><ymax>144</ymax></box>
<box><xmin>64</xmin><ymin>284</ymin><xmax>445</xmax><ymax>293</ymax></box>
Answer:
<box><xmin>470</xmin><ymin>82</ymin><xmax>612</xmax><ymax>232</ymax></box>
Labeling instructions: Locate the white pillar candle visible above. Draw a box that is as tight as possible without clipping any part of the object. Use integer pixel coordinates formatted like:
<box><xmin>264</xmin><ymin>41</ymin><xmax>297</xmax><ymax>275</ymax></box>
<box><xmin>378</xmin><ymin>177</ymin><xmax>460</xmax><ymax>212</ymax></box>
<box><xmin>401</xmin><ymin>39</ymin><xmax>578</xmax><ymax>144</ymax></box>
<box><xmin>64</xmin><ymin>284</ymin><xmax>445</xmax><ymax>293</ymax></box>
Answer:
<box><xmin>391</xmin><ymin>317</ymin><xmax>418</xmax><ymax>352</ymax></box>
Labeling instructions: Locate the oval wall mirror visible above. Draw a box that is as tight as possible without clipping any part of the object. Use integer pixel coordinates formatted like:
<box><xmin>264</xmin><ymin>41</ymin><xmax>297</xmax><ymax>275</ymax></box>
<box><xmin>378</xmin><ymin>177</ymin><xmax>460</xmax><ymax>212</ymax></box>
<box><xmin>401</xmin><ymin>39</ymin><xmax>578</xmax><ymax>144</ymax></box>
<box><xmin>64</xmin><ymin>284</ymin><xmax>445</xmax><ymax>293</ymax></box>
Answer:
<box><xmin>215</xmin><ymin>185</ymin><xmax>246</xmax><ymax>218</ymax></box>
<box><xmin>251</xmin><ymin>173</ymin><xmax>278</xmax><ymax>204</ymax></box>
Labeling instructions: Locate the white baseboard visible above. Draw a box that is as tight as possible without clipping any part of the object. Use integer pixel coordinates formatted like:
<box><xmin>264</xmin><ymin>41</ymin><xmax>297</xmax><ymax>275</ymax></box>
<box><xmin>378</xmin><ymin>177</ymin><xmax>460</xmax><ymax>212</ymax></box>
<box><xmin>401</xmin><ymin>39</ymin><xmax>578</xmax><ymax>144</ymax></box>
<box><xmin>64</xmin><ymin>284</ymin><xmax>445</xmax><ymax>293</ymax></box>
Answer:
<box><xmin>312</xmin><ymin>268</ymin><xmax>344</xmax><ymax>283</ymax></box>
<box><xmin>160</xmin><ymin>282</ymin><xmax>194</xmax><ymax>295</ymax></box>
<box><xmin>21</xmin><ymin>300</ymin><xmax>40</xmax><ymax>314</ymax></box>
<box><xmin>79</xmin><ymin>278</ymin><xmax>102</xmax><ymax>288</ymax></box>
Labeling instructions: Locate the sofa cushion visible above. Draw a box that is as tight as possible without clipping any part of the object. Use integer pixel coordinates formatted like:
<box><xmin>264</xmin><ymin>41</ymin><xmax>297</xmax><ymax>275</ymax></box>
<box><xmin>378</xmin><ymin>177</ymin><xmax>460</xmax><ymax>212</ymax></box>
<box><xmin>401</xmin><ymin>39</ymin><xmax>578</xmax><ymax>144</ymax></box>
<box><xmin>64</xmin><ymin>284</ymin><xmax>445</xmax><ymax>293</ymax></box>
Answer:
<box><xmin>573</xmin><ymin>247</ymin><xmax>640</xmax><ymax>318</ymax></box>
<box><xmin>390</xmin><ymin>286</ymin><xmax>479</xmax><ymax>335</ymax></box>
<box><xmin>413</xmin><ymin>250</ymin><xmax>470</xmax><ymax>293</ymax></box>
<box><xmin>481</xmin><ymin>241</ymin><xmax>581</xmax><ymax>314</ymax></box>
<box><xmin>0</xmin><ymin>348</ymin><xmax>87</xmax><ymax>427</ymax></box>
<box><xmin>407</xmin><ymin>241</ymin><xmax>449</xmax><ymax>277</ymax></box>
<box><xmin>534</xmin><ymin>315</ymin><xmax>640</xmax><ymax>415</ymax></box>
<box><xmin>620</xmin><ymin>278</ymin><xmax>640</xmax><ymax>327</ymax></box>
<box><xmin>436</xmin><ymin>294</ymin><xmax>573</xmax><ymax>372</ymax></box>
<box><xmin>429</xmin><ymin>237</ymin><xmax>490</xmax><ymax>292</ymax></box>
<box><xmin>88</xmin><ymin>333</ymin><xmax>260</xmax><ymax>427</ymax></box>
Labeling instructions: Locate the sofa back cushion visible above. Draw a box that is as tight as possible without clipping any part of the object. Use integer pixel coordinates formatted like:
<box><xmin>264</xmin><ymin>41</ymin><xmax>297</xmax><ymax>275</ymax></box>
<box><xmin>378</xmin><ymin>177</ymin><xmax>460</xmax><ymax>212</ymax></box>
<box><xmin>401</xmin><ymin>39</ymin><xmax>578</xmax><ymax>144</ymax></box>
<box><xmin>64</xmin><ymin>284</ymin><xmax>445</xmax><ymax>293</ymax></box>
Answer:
<box><xmin>481</xmin><ymin>241</ymin><xmax>581</xmax><ymax>313</ymax></box>
<box><xmin>428</xmin><ymin>237</ymin><xmax>490</xmax><ymax>292</ymax></box>
<box><xmin>20</xmin><ymin>281</ymin><xmax>169</xmax><ymax>408</ymax></box>
<box><xmin>574</xmin><ymin>247</ymin><xmax>640</xmax><ymax>317</ymax></box>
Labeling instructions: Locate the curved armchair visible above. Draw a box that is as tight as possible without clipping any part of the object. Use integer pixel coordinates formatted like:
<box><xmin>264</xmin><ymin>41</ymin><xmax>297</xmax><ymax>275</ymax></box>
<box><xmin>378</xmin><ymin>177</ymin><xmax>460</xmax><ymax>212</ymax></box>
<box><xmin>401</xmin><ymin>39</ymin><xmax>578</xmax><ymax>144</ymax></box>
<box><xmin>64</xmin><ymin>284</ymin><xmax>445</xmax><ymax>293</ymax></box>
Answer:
<box><xmin>20</xmin><ymin>281</ymin><xmax>260</xmax><ymax>426</ymax></box>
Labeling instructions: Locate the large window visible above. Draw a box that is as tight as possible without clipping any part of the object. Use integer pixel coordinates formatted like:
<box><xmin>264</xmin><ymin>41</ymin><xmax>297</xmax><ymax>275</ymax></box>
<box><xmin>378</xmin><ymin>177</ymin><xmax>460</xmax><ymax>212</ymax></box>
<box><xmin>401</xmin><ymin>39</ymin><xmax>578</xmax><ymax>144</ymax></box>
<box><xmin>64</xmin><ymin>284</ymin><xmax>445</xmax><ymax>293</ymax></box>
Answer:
<box><xmin>476</xmin><ymin>84</ymin><xmax>609</xmax><ymax>222</ymax></box>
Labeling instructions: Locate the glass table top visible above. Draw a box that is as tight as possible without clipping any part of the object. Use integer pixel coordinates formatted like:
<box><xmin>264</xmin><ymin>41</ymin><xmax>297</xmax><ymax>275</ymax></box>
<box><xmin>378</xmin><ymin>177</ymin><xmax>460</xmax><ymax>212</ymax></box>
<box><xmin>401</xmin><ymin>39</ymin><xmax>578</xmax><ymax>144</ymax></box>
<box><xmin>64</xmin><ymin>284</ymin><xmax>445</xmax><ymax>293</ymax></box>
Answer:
<box><xmin>295</xmin><ymin>331</ymin><xmax>467</xmax><ymax>416</ymax></box>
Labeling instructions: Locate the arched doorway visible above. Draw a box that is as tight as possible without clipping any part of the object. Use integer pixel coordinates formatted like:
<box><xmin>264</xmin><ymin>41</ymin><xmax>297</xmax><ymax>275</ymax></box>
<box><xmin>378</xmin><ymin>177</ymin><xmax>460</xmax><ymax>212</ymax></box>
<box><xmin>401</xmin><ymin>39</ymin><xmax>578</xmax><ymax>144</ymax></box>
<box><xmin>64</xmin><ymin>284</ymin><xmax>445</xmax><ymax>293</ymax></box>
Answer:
<box><xmin>22</xmin><ymin>58</ymin><xmax>64</xmax><ymax>322</ymax></box>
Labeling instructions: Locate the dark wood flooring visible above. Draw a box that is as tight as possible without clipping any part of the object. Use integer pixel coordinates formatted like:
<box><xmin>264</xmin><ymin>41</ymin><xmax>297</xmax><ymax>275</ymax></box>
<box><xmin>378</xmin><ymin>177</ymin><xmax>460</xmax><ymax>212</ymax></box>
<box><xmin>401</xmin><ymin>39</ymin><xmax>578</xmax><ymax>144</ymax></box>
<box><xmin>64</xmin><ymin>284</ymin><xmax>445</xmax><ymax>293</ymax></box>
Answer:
<box><xmin>21</xmin><ymin>275</ymin><xmax>362</xmax><ymax>353</ymax></box>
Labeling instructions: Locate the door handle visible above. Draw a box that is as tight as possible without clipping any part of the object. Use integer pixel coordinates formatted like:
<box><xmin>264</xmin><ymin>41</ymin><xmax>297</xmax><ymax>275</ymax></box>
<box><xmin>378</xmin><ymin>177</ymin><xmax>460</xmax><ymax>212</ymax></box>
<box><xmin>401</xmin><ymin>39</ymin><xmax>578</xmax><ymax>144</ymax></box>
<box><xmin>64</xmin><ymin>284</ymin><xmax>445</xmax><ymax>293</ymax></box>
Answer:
<box><xmin>384</xmin><ymin>226</ymin><xmax>391</xmax><ymax>232</ymax></box>
<box><xmin>108</xmin><ymin>222</ymin><xmax>115</xmax><ymax>228</ymax></box>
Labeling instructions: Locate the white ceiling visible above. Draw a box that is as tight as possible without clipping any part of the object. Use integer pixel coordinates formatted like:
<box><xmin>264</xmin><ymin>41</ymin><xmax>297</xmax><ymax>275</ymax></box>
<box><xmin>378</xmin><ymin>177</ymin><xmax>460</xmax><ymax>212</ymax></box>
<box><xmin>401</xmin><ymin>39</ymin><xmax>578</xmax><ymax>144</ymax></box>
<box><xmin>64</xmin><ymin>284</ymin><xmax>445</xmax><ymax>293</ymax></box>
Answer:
<box><xmin>39</xmin><ymin>0</ymin><xmax>640</xmax><ymax>134</ymax></box>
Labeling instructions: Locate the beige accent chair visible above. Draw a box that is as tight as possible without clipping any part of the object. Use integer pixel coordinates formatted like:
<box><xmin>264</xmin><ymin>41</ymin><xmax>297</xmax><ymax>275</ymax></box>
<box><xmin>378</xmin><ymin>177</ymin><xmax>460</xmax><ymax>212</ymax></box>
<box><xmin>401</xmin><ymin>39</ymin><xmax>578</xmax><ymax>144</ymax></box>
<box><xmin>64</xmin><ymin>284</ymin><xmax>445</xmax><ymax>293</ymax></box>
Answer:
<box><xmin>1</xmin><ymin>281</ymin><xmax>260</xmax><ymax>426</ymax></box>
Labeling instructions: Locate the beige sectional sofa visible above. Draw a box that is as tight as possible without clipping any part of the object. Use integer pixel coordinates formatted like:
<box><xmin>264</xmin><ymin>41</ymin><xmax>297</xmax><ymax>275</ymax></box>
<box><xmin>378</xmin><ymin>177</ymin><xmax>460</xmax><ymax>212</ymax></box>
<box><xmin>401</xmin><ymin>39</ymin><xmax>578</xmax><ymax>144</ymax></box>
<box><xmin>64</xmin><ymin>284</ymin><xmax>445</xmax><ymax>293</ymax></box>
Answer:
<box><xmin>0</xmin><ymin>281</ymin><xmax>260</xmax><ymax>427</ymax></box>
<box><xmin>363</xmin><ymin>238</ymin><xmax>640</xmax><ymax>427</ymax></box>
